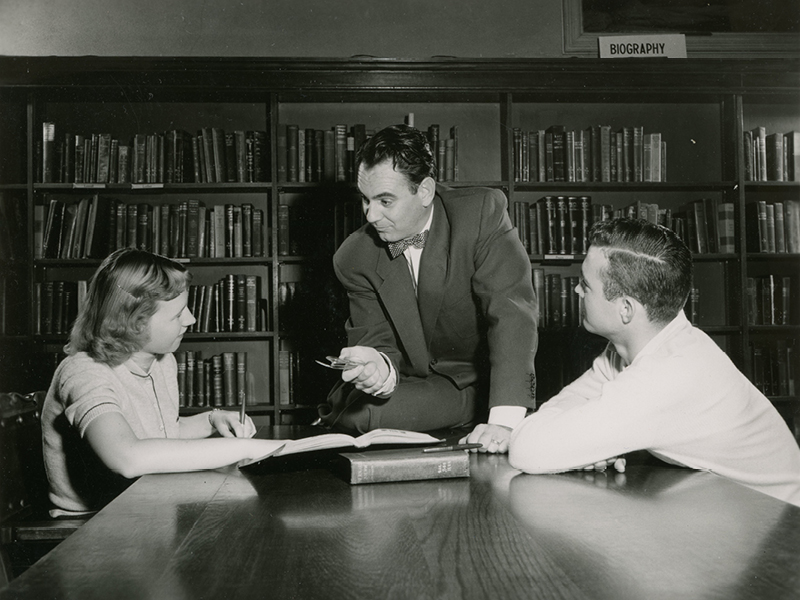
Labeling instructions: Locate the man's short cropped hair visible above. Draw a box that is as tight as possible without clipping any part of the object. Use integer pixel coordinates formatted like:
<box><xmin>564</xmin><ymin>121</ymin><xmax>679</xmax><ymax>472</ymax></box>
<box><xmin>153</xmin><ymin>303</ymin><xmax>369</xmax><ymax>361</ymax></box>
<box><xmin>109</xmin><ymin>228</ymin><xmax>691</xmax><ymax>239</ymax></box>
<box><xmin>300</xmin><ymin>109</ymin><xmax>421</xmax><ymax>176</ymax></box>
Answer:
<box><xmin>588</xmin><ymin>218</ymin><xmax>693</xmax><ymax>325</ymax></box>
<box><xmin>356</xmin><ymin>124</ymin><xmax>436</xmax><ymax>192</ymax></box>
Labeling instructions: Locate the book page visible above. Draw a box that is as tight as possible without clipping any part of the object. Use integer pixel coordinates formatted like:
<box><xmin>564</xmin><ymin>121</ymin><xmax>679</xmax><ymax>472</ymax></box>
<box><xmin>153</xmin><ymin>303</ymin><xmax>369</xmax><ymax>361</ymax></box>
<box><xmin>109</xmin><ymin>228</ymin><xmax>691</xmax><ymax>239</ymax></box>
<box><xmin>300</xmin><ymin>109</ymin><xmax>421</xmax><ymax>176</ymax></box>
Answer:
<box><xmin>352</xmin><ymin>429</ymin><xmax>440</xmax><ymax>448</ymax></box>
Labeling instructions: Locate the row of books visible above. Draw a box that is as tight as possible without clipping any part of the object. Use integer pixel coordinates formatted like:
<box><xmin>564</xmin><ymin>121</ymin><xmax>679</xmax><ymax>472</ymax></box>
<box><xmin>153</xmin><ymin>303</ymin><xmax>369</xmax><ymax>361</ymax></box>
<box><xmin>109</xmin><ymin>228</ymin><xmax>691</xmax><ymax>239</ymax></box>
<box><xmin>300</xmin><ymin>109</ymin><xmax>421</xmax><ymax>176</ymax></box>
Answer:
<box><xmin>532</xmin><ymin>271</ymin><xmax>581</xmax><ymax>329</ymax></box>
<box><xmin>751</xmin><ymin>341</ymin><xmax>796</xmax><ymax>398</ymax></box>
<box><xmin>277</xmin><ymin>199</ymin><xmax>367</xmax><ymax>256</ymax></box>
<box><xmin>187</xmin><ymin>275</ymin><xmax>267</xmax><ymax>334</ymax></box>
<box><xmin>744</xmin><ymin>128</ymin><xmax>799</xmax><ymax>182</ymax></box>
<box><xmin>512</xmin><ymin>125</ymin><xmax>666</xmax><ymax>183</ymax></box>
<box><xmin>33</xmin><ymin>280</ymin><xmax>85</xmax><ymax>336</ymax></box>
<box><xmin>512</xmin><ymin>196</ymin><xmax>735</xmax><ymax>257</ymax></box>
<box><xmin>39</xmin><ymin>122</ymin><xmax>269</xmax><ymax>184</ymax></box>
<box><xmin>623</xmin><ymin>198</ymin><xmax>736</xmax><ymax>255</ymax></box>
<box><xmin>745</xmin><ymin>200</ymin><xmax>800</xmax><ymax>254</ymax></box>
<box><xmin>746</xmin><ymin>275</ymin><xmax>793</xmax><ymax>326</ymax></box>
<box><xmin>37</xmin><ymin>195</ymin><xmax>266</xmax><ymax>260</ymax></box>
<box><xmin>176</xmin><ymin>350</ymin><xmax>252</xmax><ymax>408</ymax></box>
<box><xmin>277</xmin><ymin>122</ymin><xmax>460</xmax><ymax>183</ymax></box>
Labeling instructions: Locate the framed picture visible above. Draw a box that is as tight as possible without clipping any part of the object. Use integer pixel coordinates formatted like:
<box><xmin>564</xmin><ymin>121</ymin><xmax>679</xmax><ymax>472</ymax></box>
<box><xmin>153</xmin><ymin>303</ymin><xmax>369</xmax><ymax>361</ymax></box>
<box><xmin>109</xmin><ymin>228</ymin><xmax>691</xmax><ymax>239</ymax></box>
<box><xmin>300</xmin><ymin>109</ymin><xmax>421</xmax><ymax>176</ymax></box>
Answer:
<box><xmin>564</xmin><ymin>0</ymin><xmax>800</xmax><ymax>57</ymax></box>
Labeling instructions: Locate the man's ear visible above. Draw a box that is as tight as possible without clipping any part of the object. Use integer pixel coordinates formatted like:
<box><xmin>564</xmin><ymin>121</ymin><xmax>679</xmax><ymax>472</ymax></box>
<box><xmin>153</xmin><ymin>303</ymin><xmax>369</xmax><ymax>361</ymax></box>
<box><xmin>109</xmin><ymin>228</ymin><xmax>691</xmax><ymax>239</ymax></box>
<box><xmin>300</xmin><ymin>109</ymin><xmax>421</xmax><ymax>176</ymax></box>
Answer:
<box><xmin>619</xmin><ymin>296</ymin><xmax>636</xmax><ymax>325</ymax></box>
<box><xmin>418</xmin><ymin>176</ymin><xmax>436</xmax><ymax>207</ymax></box>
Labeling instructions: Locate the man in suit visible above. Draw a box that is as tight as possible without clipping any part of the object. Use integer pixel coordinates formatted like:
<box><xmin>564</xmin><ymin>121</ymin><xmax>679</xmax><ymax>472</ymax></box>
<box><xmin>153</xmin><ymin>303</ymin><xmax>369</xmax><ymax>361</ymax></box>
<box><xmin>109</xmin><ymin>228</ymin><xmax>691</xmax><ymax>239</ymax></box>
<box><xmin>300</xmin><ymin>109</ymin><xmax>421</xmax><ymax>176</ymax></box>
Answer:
<box><xmin>318</xmin><ymin>124</ymin><xmax>538</xmax><ymax>452</ymax></box>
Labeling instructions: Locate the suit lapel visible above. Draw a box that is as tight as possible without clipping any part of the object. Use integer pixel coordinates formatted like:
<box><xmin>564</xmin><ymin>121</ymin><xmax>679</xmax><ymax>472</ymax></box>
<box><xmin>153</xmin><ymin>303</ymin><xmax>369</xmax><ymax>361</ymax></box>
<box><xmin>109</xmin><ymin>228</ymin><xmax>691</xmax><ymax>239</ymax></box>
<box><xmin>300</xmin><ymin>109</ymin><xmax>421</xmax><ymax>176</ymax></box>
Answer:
<box><xmin>375</xmin><ymin>246</ymin><xmax>429</xmax><ymax>371</ymax></box>
<box><xmin>417</xmin><ymin>196</ymin><xmax>448</xmax><ymax>347</ymax></box>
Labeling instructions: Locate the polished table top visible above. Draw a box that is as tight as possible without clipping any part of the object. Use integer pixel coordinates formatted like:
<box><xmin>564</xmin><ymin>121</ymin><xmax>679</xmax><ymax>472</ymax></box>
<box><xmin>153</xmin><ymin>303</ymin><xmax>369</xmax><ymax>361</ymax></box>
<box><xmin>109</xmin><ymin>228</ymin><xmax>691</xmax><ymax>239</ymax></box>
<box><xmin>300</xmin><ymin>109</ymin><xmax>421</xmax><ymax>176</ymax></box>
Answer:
<box><xmin>2</xmin><ymin>429</ymin><xmax>800</xmax><ymax>600</ymax></box>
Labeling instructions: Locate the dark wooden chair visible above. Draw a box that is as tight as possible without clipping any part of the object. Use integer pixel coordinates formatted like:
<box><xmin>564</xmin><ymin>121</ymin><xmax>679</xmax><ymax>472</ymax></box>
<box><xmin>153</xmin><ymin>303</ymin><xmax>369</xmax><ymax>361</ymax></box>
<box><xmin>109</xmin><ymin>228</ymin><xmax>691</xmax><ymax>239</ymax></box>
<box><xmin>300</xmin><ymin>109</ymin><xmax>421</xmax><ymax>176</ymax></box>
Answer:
<box><xmin>0</xmin><ymin>392</ymin><xmax>88</xmax><ymax>585</ymax></box>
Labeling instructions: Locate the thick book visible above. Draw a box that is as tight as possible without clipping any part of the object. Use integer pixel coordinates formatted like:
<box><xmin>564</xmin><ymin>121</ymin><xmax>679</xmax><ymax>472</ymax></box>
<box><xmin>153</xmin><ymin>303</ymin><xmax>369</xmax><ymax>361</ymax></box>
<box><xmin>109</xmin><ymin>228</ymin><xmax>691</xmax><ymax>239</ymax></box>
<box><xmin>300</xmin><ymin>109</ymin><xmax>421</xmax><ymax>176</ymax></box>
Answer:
<box><xmin>239</xmin><ymin>429</ymin><xmax>440</xmax><ymax>473</ymax></box>
<box><xmin>335</xmin><ymin>446</ymin><xmax>470</xmax><ymax>485</ymax></box>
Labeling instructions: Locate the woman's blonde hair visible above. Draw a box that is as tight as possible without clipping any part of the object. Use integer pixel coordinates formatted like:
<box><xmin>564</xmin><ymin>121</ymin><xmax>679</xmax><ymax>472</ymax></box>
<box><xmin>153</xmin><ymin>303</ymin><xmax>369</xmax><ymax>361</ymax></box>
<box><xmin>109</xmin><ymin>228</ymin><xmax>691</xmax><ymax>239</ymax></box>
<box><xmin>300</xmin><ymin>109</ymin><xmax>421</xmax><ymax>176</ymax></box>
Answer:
<box><xmin>66</xmin><ymin>248</ymin><xmax>191</xmax><ymax>365</ymax></box>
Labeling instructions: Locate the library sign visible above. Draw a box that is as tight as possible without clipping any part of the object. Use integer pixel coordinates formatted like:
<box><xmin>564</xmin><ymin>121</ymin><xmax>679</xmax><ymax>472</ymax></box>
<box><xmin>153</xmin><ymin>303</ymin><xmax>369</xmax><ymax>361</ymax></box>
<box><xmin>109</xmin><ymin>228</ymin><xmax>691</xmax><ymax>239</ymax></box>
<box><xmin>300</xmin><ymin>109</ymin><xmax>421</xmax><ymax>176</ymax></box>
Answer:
<box><xmin>599</xmin><ymin>34</ymin><xmax>687</xmax><ymax>59</ymax></box>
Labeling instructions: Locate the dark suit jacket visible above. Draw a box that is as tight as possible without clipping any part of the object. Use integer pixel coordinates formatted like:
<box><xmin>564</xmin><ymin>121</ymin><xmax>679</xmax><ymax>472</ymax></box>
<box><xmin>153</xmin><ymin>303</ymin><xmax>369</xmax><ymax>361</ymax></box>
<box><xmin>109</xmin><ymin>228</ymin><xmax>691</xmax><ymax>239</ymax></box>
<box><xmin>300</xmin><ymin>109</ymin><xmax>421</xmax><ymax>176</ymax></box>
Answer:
<box><xmin>333</xmin><ymin>184</ymin><xmax>538</xmax><ymax>411</ymax></box>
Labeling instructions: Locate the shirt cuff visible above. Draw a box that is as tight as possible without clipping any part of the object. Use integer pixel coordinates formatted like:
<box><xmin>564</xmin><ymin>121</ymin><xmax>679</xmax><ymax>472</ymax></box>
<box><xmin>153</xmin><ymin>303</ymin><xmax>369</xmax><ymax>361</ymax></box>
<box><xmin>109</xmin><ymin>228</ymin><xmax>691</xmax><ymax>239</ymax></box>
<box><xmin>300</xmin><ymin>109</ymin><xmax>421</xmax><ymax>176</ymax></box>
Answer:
<box><xmin>488</xmin><ymin>405</ymin><xmax>527</xmax><ymax>430</ymax></box>
<box><xmin>374</xmin><ymin>351</ymin><xmax>397</xmax><ymax>397</ymax></box>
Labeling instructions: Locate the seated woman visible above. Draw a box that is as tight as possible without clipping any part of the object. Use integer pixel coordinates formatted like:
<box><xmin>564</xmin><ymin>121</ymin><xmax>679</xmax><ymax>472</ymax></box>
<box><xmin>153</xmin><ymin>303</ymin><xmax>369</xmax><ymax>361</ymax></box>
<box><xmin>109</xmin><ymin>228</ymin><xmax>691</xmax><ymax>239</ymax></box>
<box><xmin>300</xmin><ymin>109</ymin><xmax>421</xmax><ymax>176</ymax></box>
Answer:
<box><xmin>42</xmin><ymin>248</ymin><xmax>283</xmax><ymax>516</ymax></box>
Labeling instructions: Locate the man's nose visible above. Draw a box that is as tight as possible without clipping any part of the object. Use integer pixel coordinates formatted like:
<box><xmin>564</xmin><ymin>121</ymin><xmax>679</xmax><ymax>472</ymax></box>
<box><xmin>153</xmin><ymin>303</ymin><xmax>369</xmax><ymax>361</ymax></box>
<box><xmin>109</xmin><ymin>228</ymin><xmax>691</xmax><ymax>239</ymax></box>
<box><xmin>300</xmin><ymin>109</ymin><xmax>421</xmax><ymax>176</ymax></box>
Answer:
<box><xmin>364</xmin><ymin>203</ymin><xmax>381</xmax><ymax>223</ymax></box>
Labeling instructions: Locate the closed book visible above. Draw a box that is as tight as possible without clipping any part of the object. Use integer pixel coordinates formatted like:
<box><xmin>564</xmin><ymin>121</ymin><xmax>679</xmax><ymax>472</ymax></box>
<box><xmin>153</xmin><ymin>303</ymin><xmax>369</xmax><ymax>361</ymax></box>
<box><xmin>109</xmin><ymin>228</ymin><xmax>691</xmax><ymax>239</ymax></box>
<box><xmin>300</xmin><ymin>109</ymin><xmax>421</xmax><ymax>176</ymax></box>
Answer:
<box><xmin>774</xmin><ymin>202</ymin><xmax>786</xmax><ymax>253</ymax></box>
<box><xmin>222</xmin><ymin>351</ymin><xmax>236</xmax><ymax>407</ymax></box>
<box><xmin>600</xmin><ymin>125</ymin><xmax>611</xmax><ymax>182</ymax></box>
<box><xmin>784</xmin><ymin>200</ymin><xmax>800</xmax><ymax>253</ymax></box>
<box><xmin>185</xmin><ymin>199</ymin><xmax>201</xmax><ymax>257</ymax></box>
<box><xmin>336</xmin><ymin>447</ymin><xmax>469</xmax><ymax>485</ymax></box>
<box><xmin>444</xmin><ymin>139</ymin><xmax>455</xmax><ymax>181</ymax></box>
<box><xmin>286</xmin><ymin>124</ymin><xmax>299</xmax><ymax>182</ymax></box>
<box><xmin>753</xmin><ymin>127</ymin><xmax>767</xmax><ymax>181</ymax></box>
<box><xmin>42</xmin><ymin>122</ymin><xmax>55</xmax><ymax>183</ymax></box>
<box><xmin>224</xmin><ymin>132</ymin><xmax>236</xmax><ymax>182</ymax></box>
<box><xmin>765</xmin><ymin>133</ymin><xmax>784</xmax><ymax>181</ymax></box>
<box><xmin>785</xmin><ymin>131</ymin><xmax>800</xmax><ymax>182</ymax></box>
<box><xmin>242</xmin><ymin>203</ymin><xmax>253</xmax><ymax>257</ymax></box>
<box><xmin>717</xmin><ymin>202</ymin><xmax>736</xmax><ymax>254</ymax></box>
<box><xmin>224</xmin><ymin>274</ymin><xmax>236</xmax><ymax>332</ymax></box>
<box><xmin>633</xmin><ymin>126</ymin><xmax>644</xmax><ymax>182</ymax></box>
<box><xmin>335</xmin><ymin>124</ymin><xmax>347</xmax><ymax>182</ymax></box>
<box><xmin>232</xmin><ymin>205</ymin><xmax>243</xmax><ymax>257</ymax></box>
<box><xmin>253</xmin><ymin>209</ymin><xmax>264</xmax><ymax>257</ymax></box>
<box><xmin>96</xmin><ymin>133</ymin><xmax>112</xmax><ymax>183</ymax></box>
<box><xmin>176</xmin><ymin>352</ymin><xmax>187</xmax><ymax>407</ymax></box>
<box><xmin>450</xmin><ymin>125</ymin><xmax>459</xmax><ymax>181</ymax></box>
<box><xmin>236</xmin><ymin>352</ymin><xmax>247</xmax><ymax>408</ymax></box>
<box><xmin>234</xmin><ymin>130</ymin><xmax>247</xmax><ymax>182</ymax></box>
<box><xmin>765</xmin><ymin>203</ymin><xmax>776</xmax><ymax>253</ymax></box>
<box><xmin>245</xmin><ymin>275</ymin><xmax>260</xmax><ymax>332</ymax></box>
<box><xmin>323</xmin><ymin>130</ymin><xmax>335</xmax><ymax>181</ymax></box>
<box><xmin>235</xmin><ymin>274</ymin><xmax>247</xmax><ymax>331</ymax></box>
<box><xmin>211</xmin><ymin>354</ymin><xmax>224</xmax><ymax>407</ymax></box>
<box><xmin>278</xmin><ymin>203</ymin><xmax>290</xmax><ymax>256</ymax></box>
<box><xmin>779</xmin><ymin>277</ymin><xmax>791</xmax><ymax>325</ymax></box>
<box><xmin>211</xmin><ymin>128</ymin><xmax>227</xmax><ymax>183</ymax></box>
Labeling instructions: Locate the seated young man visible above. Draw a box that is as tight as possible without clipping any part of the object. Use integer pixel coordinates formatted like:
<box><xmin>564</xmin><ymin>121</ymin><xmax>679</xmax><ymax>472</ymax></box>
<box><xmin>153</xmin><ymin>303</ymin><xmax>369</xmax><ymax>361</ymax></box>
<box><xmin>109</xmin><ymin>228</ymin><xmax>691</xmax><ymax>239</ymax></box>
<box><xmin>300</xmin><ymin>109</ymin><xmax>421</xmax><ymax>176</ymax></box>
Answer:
<box><xmin>509</xmin><ymin>218</ymin><xmax>800</xmax><ymax>506</ymax></box>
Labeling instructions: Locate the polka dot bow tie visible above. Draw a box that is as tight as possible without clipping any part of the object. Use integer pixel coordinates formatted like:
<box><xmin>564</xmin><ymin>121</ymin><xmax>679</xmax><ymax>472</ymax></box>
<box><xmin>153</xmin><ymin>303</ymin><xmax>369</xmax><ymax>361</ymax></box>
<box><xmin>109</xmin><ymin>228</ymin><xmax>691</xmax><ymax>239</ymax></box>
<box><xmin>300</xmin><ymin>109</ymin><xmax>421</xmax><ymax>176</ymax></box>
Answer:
<box><xmin>387</xmin><ymin>230</ymin><xmax>429</xmax><ymax>259</ymax></box>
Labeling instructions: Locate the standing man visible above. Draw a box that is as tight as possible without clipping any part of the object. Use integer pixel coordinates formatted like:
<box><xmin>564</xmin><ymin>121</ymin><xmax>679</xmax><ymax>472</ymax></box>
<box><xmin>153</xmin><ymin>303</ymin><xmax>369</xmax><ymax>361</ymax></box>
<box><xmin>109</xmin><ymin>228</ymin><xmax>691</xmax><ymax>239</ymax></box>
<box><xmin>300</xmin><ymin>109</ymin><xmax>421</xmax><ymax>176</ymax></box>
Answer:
<box><xmin>318</xmin><ymin>124</ymin><xmax>537</xmax><ymax>452</ymax></box>
<box><xmin>509</xmin><ymin>218</ymin><xmax>800</xmax><ymax>506</ymax></box>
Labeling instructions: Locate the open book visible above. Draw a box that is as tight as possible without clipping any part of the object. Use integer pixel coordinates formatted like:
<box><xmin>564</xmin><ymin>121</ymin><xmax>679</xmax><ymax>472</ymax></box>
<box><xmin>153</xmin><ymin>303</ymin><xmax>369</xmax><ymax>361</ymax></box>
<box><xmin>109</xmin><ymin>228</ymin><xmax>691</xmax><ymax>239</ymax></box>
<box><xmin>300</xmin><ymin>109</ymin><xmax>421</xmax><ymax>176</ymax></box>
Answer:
<box><xmin>239</xmin><ymin>429</ymin><xmax>441</xmax><ymax>472</ymax></box>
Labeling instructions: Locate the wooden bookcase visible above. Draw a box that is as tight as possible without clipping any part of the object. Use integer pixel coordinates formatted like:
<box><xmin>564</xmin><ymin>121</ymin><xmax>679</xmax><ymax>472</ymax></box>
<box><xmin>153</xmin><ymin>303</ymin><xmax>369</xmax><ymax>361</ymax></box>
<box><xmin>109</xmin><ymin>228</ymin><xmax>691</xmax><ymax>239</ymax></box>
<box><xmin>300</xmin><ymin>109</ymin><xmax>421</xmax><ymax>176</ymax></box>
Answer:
<box><xmin>0</xmin><ymin>57</ymin><xmax>797</xmax><ymax>434</ymax></box>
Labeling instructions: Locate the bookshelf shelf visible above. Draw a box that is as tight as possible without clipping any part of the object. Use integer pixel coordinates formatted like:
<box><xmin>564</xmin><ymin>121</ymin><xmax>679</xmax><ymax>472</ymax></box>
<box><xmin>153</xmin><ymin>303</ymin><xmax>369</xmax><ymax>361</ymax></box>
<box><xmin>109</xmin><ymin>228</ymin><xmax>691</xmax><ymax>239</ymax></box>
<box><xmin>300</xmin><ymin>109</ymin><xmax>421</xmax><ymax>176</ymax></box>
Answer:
<box><xmin>0</xmin><ymin>56</ymin><xmax>797</xmax><ymax>431</ymax></box>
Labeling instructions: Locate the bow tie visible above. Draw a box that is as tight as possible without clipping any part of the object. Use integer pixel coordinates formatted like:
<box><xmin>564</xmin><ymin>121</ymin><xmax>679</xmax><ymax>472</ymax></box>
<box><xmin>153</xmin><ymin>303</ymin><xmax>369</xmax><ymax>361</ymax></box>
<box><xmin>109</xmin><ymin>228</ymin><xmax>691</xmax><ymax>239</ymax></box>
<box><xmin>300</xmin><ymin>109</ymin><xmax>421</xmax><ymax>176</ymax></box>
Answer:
<box><xmin>388</xmin><ymin>230</ymin><xmax>428</xmax><ymax>259</ymax></box>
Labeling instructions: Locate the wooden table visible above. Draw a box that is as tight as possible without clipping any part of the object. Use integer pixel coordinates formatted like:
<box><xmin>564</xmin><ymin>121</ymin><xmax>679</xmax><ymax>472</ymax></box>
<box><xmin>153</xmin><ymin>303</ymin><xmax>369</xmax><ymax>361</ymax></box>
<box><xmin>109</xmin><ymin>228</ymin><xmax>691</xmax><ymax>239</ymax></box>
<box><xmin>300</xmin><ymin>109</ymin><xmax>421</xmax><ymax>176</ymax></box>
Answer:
<box><xmin>2</xmin><ymin>431</ymin><xmax>799</xmax><ymax>599</ymax></box>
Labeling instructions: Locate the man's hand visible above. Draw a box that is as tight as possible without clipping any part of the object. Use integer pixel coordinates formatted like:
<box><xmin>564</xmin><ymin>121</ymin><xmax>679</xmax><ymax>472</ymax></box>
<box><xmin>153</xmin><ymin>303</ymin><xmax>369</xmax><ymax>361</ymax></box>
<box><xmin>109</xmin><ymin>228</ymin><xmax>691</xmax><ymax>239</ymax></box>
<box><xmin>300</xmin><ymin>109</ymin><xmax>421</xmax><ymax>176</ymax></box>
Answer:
<box><xmin>339</xmin><ymin>346</ymin><xmax>391</xmax><ymax>396</ymax></box>
<box><xmin>459</xmin><ymin>423</ymin><xmax>513</xmax><ymax>454</ymax></box>
<box><xmin>576</xmin><ymin>457</ymin><xmax>626</xmax><ymax>473</ymax></box>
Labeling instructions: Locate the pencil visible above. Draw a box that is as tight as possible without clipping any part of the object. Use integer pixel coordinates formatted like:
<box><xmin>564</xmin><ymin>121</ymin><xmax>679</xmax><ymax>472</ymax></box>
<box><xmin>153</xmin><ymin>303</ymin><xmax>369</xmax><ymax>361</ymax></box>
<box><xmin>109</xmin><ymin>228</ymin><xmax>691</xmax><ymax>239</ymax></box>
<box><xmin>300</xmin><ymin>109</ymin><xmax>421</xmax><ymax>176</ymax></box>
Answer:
<box><xmin>239</xmin><ymin>396</ymin><xmax>246</xmax><ymax>426</ymax></box>
<box><xmin>423</xmin><ymin>443</ymin><xmax>483</xmax><ymax>453</ymax></box>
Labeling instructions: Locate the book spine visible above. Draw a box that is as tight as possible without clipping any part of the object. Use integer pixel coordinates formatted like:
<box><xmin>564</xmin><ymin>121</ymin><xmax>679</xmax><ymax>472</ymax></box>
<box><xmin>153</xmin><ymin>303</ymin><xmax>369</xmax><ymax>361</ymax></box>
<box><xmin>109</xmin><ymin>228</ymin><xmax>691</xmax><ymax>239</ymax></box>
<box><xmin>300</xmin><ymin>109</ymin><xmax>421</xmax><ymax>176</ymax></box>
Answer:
<box><xmin>222</xmin><ymin>351</ymin><xmax>236</xmax><ymax>407</ymax></box>
<box><xmin>236</xmin><ymin>351</ymin><xmax>247</xmax><ymax>408</ymax></box>
<box><xmin>346</xmin><ymin>453</ymin><xmax>470</xmax><ymax>484</ymax></box>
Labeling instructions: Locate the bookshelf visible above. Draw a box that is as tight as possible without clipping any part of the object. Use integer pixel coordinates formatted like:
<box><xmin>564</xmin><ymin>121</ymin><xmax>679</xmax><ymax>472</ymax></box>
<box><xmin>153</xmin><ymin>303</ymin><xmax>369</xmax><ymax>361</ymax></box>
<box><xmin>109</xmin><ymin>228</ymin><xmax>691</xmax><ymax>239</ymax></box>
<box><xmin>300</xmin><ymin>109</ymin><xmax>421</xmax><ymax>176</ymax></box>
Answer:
<box><xmin>0</xmin><ymin>57</ymin><xmax>797</xmax><ymax>434</ymax></box>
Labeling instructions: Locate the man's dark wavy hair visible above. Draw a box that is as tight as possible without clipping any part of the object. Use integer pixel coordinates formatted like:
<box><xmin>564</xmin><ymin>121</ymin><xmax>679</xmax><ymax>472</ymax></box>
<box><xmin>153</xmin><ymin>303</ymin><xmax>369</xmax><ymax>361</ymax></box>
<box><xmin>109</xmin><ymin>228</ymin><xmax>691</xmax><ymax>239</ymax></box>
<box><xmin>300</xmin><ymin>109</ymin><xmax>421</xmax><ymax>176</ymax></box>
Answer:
<box><xmin>588</xmin><ymin>218</ymin><xmax>693</xmax><ymax>325</ymax></box>
<box><xmin>356</xmin><ymin>124</ymin><xmax>436</xmax><ymax>192</ymax></box>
